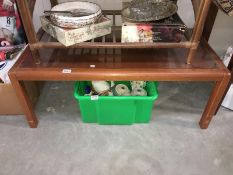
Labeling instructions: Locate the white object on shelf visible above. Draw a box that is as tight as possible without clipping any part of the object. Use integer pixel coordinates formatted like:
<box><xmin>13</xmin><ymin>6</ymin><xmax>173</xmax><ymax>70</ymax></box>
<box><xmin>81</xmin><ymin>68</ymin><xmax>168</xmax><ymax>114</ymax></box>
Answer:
<box><xmin>222</xmin><ymin>46</ymin><xmax>233</xmax><ymax>67</ymax></box>
<box><xmin>222</xmin><ymin>84</ymin><xmax>233</xmax><ymax>110</ymax></box>
<box><xmin>221</xmin><ymin>46</ymin><xmax>233</xmax><ymax>110</ymax></box>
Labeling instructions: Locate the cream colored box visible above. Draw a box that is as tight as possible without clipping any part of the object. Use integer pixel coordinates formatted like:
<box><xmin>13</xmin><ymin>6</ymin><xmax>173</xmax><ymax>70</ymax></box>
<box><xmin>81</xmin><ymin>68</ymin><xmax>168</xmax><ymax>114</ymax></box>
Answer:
<box><xmin>40</xmin><ymin>16</ymin><xmax>112</xmax><ymax>47</ymax></box>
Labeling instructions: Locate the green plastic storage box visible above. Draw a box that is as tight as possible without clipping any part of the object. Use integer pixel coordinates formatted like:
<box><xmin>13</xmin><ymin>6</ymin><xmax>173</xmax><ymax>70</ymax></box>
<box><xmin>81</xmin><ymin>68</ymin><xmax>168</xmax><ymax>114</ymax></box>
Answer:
<box><xmin>74</xmin><ymin>81</ymin><xmax>159</xmax><ymax>125</ymax></box>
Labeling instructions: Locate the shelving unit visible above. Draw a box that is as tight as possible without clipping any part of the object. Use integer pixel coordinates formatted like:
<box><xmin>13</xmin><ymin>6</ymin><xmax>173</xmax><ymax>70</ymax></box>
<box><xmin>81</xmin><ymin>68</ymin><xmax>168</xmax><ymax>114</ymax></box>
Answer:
<box><xmin>33</xmin><ymin>10</ymin><xmax>193</xmax><ymax>49</ymax></box>
<box><xmin>17</xmin><ymin>0</ymin><xmax>213</xmax><ymax>64</ymax></box>
<box><xmin>10</xmin><ymin>0</ymin><xmax>231</xmax><ymax>129</ymax></box>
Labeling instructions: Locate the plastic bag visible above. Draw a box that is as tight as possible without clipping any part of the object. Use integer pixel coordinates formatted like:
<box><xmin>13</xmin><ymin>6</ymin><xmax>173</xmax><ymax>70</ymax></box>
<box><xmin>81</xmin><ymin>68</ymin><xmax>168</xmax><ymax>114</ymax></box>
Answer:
<box><xmin>0</xmin><ymin>0</ymin><xmax>26</xmax><ymax>61</ymax></box>
<box><xmin>0</xmin><ymin>46</ymin><xmax>24</xmax><ymax>83</ymax></box>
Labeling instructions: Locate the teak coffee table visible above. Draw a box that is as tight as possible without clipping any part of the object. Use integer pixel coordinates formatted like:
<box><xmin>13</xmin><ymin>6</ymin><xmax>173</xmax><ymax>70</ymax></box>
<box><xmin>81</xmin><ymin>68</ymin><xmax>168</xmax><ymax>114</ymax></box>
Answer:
<box><xmin>9</xmin><ymin>0</ymin><xmax>230</xmax><ymax>128</ymax></box>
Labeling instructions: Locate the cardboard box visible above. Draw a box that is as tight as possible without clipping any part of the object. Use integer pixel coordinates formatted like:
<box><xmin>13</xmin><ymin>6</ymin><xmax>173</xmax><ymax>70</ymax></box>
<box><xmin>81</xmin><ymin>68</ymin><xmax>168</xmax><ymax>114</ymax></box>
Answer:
<box><xmin>122</xmin><ymin>14</ymin><xmax>187</xmax><ymax>43</ymax></box>
<box><xmin>0</xmin><ymin>82</ymin><xmax>41</xmax><ymax>115</ymax></box>
<box><xmin>40</xmin><ymin>16</ymin><xmax>112</xmax><ymax>47</ymax></box>
<box><xmin>0</xmin><ymin>45</ymin><xmax>41</xmax><ymax>115</ymax></box>
<box><xmin>0</xmin><ymin>83</ymin><xmax>22</xmax><ymax>115</ymax></box>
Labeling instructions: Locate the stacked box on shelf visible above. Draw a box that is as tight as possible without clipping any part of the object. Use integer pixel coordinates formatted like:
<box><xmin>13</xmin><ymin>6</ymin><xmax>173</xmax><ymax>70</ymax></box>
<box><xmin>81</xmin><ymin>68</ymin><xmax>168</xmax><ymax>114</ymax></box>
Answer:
<box><xmin>40</xmin><ymin>16</ymin><xmax>112</xmax><ymax>47</ymax></box>
<box><xmin>122</xmin><ymin>13</ymin><xmax>187</xmax><ymax>43</ymax></box>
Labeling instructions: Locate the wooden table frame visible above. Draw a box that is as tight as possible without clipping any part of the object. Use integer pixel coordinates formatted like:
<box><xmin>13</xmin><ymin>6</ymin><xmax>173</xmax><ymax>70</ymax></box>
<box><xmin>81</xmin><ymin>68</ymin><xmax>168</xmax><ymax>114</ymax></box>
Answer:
<box><xmin>9</xmin><ymin>42</ymin><xmax>230</xmax><ymax>129</ymax></box>
<box><xmin>9</xmin><ymin>0</ymin><xmax>231</xmax><ymax>129</ymax></box>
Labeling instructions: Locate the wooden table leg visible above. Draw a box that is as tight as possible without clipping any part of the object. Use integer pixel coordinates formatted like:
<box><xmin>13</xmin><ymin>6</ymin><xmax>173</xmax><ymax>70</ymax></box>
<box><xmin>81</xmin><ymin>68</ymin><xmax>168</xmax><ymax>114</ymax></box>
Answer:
<box><xmin>214</xmin><ymin>55</ymin><xmax>233</xmax><ymax>115</ymax></box>
<box><xmin>9</xmin><ymin>74</ymin><xmax>38</xmax><ymax>128</ymax></box>
<box><xmin>199</xmin><ymin>72</ymin><xmax>231</xmax><ymax>129</ymax></box>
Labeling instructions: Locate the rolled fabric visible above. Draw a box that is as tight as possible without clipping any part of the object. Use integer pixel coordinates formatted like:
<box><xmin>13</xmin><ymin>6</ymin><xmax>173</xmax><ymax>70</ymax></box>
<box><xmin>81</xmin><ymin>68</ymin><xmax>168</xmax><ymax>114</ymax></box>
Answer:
<box><xmin>92</xmin><ymin>81</ymin><xmax>110</xmax><ymax>94</ymax></box>
<box><xmin>112</xmin><ymin>84</ymin><xmax>131</xmax><ymax>96</ymax></box>
<box><xmin>130</xmin><ymin>81</ymin><xmax>146</xmax><ymax>89</ymax></box>
<box><xmin>131</xmin><ymin>87</ymin><xmax>147</xmax><ymax>96</ymax></box>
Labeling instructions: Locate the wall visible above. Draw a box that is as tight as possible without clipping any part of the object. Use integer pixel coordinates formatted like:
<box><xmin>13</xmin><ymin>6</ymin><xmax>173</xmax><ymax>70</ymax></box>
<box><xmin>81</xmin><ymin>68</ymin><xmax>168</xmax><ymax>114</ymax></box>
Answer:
<box><xmin>209</xmin><ymin>10</ymin><xmax>233</xmax><ymax>56</ymax></box>
<box><xmin>33</xmin><ymin>0</ymin><xmax>51</xmax><ymax>32</ymax></box>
